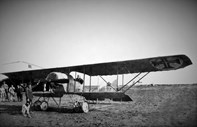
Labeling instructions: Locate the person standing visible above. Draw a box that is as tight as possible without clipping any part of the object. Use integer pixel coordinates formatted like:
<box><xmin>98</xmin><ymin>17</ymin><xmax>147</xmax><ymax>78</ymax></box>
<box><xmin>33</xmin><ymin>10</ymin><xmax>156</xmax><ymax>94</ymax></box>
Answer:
<box><xmin>2</xmin><ymin>81</ymin><xmax>9</xmax><ymax>101</ymax></box>
<box><xmin>9</xmin><ymin>85</ymin><xmax>16</xmax><ymax>101</ymax></box>
<box><xmin>16</xmin><ymin>85</ymin><xmax>23</xmax><ymax>101</ymax></box>
<box><xmin>25</xmin><ymin>82</ymin><xmax>38</xmax><ymax>102</ymax></box>
<box><xmin>0</xmin><ymin>86</ymin><xmax>5</xmax><ymax>101</ymax></box>
<box><xmin>25</xmin><ymin>82</ymin><xmax>33</xmax><ymax>104</ymax></box>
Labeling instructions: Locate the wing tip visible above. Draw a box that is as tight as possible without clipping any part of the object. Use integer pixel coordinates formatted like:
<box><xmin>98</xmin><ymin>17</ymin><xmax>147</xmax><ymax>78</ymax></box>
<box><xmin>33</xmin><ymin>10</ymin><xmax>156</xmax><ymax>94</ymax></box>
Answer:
<box><xmin>180</xmin><ymin>54</ymin><xmax>193</xmax><ymax>66</ymax></box>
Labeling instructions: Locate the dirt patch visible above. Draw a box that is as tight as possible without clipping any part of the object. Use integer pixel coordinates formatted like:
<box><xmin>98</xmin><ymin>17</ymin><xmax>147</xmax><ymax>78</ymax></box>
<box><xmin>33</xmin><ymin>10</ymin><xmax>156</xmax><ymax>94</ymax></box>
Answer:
<box><xmin>0</xmin><ymin>84</ymin><xmax>197</xmax><ymax>127</ymax></box>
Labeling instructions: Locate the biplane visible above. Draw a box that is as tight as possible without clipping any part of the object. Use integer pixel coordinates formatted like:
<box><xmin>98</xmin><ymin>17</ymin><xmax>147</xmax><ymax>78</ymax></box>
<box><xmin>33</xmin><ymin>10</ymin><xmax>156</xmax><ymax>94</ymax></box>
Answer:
<box><xmin>1</xmin><ymin>54</ymin><xmax>192</xmax><ymax>113</ymax></box>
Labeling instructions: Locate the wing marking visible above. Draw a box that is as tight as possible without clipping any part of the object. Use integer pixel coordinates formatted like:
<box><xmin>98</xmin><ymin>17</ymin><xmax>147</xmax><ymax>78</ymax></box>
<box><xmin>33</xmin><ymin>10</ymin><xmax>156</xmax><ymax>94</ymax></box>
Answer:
<box><xmin>2</xmin><ymin>54</ymin><xmax>192</xmax><ymax>82</ymax></box>
<box><xmin>150</xmin><ymin>56</ymin><xmax>183</xmax><ymax>70</ymax></box>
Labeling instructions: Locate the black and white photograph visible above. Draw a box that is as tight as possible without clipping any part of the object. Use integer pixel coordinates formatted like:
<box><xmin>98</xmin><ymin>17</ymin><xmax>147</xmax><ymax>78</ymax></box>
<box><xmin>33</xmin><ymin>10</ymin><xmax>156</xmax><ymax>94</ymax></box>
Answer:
<box><xmin>0</xmin><ymin>0</ymin><xmax>196</xmax><ymax>127</ymax></box>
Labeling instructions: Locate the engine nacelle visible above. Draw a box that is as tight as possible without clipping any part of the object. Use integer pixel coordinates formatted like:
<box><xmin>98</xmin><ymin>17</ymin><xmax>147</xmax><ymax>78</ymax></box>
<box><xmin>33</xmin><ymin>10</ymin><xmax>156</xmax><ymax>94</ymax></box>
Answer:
<box><xmin>45</xmin><ymin>72</ymin><xmax>83</xmax><ymax>92</ymax></box>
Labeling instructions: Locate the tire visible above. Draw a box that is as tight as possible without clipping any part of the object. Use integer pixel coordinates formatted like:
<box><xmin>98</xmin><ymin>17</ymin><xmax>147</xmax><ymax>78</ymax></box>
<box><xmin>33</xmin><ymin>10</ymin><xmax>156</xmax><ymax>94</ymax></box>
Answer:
<box><xmin>40</xmin><ymin>101</ymin><xmax>48</xmax><ymax>111</ymax></box>
<box><xmin>33</xmin><ymin>100</ymin><xmax>41</xmax><ymax>110</ymax></box>
<box><xmin>81</xmin><ymin>102</ymin><xmax>89</xmax><ymax>113</ymax></box>
<box><xmin>73</xmin><ymin>101</ymin><xmax>89</xmax><ymax>113</ymax></box>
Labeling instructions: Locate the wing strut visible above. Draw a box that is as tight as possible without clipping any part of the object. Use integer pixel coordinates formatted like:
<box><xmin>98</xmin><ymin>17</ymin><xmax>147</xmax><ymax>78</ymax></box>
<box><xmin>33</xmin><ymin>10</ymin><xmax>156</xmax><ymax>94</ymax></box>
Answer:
<box><xmin>118</xmin><ymin>72</ymin><xmax>142</xmax><ymax>91</ymax></box>
<box><xmin>99</xmin><ymin>75</ymin><xmax>117</xmax><ymax>91</ymax></box>
<box><xmin>122</xmin><ymin>72</ymin><xmax>150</xmax><ymax>93</ymax></box>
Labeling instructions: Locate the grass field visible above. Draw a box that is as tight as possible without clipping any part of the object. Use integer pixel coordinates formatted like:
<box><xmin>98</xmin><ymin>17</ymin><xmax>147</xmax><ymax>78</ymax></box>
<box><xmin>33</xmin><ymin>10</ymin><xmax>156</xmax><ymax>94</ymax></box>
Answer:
<box><xmin>0</xmin><ymin>84</ymin><xmax>196</xmax><ymax>127</ymax></box>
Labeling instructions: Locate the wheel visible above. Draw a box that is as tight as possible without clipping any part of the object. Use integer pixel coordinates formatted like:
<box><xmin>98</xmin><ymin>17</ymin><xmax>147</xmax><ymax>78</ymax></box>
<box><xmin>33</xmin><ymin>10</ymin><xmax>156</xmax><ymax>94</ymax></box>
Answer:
<box><xmin>81</xmin><ymin>102</ymin><xmax>89</xmax><ymax>113</ymax></box>
<box><xmin>73</xmin><ymin>101</ymin><xmax>80</xmax><ymax>113</ymax></box>
<box><xmin>40</xmin><ymin>101</ymin><xmax>48</xmax><ymax>111</ymax></box>
<box><xmin>33</xmin><ymin>100</ymin><xmax>41</xmax><ymax>110</ymax></box>
<box><xmin>73</xmin><ymin>101</ymin><xmax>89</xmax><ymax>113</ymax></box>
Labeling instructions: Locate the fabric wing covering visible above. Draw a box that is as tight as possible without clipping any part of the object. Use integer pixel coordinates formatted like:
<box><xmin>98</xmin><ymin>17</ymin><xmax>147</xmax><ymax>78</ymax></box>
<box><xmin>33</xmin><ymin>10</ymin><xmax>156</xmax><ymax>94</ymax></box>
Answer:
<box><xmin>2</xmin><ymin>54</ymin><xmax>192</xmax><ymax>81</ymax></box>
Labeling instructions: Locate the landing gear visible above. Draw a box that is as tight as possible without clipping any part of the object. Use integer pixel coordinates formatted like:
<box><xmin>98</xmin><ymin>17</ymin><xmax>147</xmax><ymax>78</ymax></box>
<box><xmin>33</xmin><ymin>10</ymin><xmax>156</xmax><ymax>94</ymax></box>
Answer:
<box><xmin>81</xmin><ymin>101</ymin><xmax>89</xmax><ymax>113</ymax></box>
<box><xmin>33</xmin><ymin>100</ymin><xmax>41</xmax><ymax>110</ymax></box>
<box><xmin>33</xmin><ymin>95</ymin><xmax>89</xmax><ymax>113</ymax></box>
<box><xmin>33</xmin><ymin>100</ymin><xmax>48</xmax><ymax>111</ymax></box>
<box><xmin>73</xmin><ymin>101</ymin><xmax>89</xmax><ymax>113</ymax></box>
<box><xmin>40</xmin><ymin>101</ymin><xmax>48</xmax><ymax>111</ymax></box>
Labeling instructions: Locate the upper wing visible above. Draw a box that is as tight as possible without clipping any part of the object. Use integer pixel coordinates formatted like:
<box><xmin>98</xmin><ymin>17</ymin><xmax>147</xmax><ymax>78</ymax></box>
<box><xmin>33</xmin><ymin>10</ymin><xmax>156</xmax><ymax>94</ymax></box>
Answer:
<box><xmin>2</xmin><ymin>54</ymin><xmax>192</xmax><ymax>81</ymax></box>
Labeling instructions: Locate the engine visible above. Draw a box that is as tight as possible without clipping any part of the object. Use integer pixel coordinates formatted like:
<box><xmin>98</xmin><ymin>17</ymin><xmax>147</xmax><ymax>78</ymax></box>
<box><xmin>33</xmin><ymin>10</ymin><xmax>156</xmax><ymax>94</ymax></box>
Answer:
<box><xmin>45</xmin><ymin>72</ymin><xmax>83</xmax><ymax>92</ymax></box>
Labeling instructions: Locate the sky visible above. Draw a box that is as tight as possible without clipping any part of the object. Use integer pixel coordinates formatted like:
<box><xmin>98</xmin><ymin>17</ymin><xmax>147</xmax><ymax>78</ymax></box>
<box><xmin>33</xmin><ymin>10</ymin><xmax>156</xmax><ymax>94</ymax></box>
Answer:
<box><xmin>0</xmin><ymin>0</ymin><xmax>196</xmax><ymax>84</ymax></box>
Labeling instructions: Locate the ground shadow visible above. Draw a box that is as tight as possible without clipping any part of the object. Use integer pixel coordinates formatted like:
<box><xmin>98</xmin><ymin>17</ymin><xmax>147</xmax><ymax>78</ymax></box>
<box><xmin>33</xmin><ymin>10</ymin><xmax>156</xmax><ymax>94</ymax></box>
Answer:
<box><xmin>33</xmin><ymin>106</ymin><xmax>88</xmax><ymax>114</ymax></box>
<box><xmin>0</xmin><ymin>102</ymin><xmax>91</xmax><ymax>115</ymax></box>
<box><xmin>0</xmin><ymin>104</ymin><xmax>22</xmax><ymax>115</ymax></box>
<box><xmin>43</xmin><ymin>107</ymin><xmax>74</xmax><ymax>113</ymax></box>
